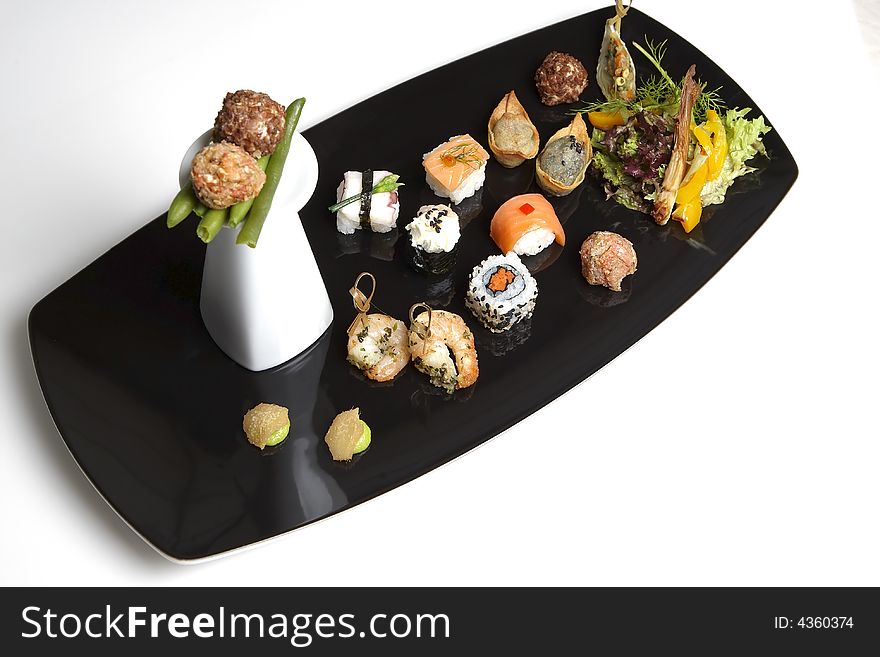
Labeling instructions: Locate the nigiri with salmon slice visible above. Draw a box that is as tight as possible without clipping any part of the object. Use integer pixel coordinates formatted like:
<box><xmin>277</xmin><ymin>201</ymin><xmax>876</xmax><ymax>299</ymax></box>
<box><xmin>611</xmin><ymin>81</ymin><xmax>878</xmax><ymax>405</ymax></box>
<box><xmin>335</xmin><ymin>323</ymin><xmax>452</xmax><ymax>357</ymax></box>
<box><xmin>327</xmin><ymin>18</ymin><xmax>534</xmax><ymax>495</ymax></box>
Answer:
<box><xmin>423</xmin><ymin>134</ymin><xmax>490</xmax><ymax>205</ymax></box>
<box><xmin>490</xmin><ymin>193</ymin><xmax>565</xmax><ymax>257</ymax></box>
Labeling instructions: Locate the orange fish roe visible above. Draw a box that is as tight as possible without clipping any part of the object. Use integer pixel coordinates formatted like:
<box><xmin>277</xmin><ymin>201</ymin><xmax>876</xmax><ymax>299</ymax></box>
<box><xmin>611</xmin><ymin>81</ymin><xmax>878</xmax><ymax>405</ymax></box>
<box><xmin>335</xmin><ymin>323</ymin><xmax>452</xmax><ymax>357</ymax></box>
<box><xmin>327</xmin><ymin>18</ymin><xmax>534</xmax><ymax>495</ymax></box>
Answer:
<box><xmin>488</xmin><ymin>267</ymin><xmax>515</xmax><ymax>293</ymax></box>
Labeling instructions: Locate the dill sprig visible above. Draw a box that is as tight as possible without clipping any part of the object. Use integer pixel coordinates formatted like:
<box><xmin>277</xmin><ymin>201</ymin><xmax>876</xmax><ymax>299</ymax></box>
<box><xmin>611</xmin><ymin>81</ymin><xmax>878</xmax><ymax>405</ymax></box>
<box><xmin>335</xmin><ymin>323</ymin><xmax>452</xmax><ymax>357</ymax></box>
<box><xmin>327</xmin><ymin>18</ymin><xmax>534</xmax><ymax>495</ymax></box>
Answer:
<box><xmin>440</xmin><ymin>143</ymin><xmax>483</xmax><ymax>170</ymax></box>
<box><xmin>632</xmin><ymin>39</ymin><xmax>678</xmax><ymax>93</ymax></box>
<box><xmin>576</xmin><ymin>37</ymin><xmax>726</xmax><ymax>124</ymax></box>
<box><xmin>696</xmin><ymin>85</ymin><xmax>726</xmax><ymax>122</ymax></box>
<box><xmin>579</xmin><ymin>96</ymin><xmax>628</xmax><ymax>114</ymax></box>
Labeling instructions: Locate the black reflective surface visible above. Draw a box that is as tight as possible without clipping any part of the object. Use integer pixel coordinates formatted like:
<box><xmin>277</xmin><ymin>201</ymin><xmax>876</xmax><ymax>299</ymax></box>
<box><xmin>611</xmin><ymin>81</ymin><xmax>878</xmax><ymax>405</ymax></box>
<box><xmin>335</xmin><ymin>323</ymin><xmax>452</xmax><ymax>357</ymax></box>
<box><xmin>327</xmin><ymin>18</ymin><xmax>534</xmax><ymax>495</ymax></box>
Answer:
<box><xmin>29</xmin><ymin>7</ymin><xmax>797</xmax><ymax>560</ymax></box>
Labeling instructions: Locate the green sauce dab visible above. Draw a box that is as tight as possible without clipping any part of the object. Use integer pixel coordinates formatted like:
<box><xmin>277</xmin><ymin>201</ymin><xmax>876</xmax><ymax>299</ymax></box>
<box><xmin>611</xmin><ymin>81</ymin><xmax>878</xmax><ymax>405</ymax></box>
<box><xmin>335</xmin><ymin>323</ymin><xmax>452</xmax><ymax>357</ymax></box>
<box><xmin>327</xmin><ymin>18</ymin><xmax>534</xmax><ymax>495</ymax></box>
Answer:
<box><xmin>353</xmin><ymin>420</ymin><xmax>371</xmax><ymax>454</ymax></box>
<box><xmin>265</xmin><ymin>421</ymin><xmax>291</xmax><ymax>447</ymax></box>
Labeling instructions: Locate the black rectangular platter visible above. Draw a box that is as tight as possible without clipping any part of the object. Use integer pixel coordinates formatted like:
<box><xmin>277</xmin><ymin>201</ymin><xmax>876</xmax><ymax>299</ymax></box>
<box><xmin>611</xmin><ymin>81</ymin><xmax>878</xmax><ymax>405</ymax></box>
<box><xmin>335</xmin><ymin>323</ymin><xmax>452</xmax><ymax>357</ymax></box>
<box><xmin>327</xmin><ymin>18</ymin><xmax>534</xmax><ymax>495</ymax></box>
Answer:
<box><xmin>28</xmin><ymin>7</ymin><xmax>797</xmax><ymax>560</ymax></box>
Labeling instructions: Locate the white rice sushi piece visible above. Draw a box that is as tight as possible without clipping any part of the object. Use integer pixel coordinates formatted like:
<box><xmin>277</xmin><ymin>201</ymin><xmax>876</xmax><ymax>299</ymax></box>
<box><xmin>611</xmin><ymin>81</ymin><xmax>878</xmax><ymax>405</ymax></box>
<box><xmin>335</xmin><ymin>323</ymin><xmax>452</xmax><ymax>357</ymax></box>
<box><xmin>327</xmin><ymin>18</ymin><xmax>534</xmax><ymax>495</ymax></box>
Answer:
<box><xmin>422</xmin><ymin>135</ymin><xmax>490</xmax><ymax>205</ymax></box>
<box><xmin>335</xmin><ymin>169</ymin><xmax>400</xmax><ymax>235</ymax></box>
<box><xmin>426</xmin><ymin>165</ymin><xmax>486</xmax><ymax>205</ymax></box>
<box><xmin>512</xmin><ymin>228</ymin><xmax>555</xmax><ymax>256</ymax></box>
<box><xmin>465</xmin><ymin>252</ymin><xmax>538</xmax><ymax>333</ymax></box>
<box><xmin>490</xmin><ymin>193</ymin><xmax>565</xmax><ymax>257</ymax></box>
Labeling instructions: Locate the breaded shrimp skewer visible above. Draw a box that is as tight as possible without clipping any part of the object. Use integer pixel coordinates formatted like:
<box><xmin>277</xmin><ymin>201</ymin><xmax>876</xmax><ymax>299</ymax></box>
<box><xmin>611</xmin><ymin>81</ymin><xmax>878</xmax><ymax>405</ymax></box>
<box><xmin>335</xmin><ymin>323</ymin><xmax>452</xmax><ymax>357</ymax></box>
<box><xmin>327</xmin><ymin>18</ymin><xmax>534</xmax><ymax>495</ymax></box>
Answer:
<box><xmin>347</xmin><ymin>314</ymin><xmax>410</xmax><ymax>382</ymax></box>
<box><xmin>409</xmin><ymin>308</ymin><xmax>479</xmax><ymax>392</ymax></box>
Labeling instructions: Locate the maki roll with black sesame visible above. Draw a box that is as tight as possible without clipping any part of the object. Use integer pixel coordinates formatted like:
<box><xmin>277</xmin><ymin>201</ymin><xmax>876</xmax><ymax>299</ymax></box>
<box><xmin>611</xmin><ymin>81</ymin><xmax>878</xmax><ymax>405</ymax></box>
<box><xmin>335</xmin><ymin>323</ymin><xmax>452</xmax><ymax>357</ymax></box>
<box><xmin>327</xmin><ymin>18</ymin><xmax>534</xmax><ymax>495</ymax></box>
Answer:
<box><xmin>404</xmin><ymin>204</ymin><xmax>461</xmax><ymax>276</ymax></box>
<box><xmin>465</xmin><ymin>253</ymin><xmax>538</xmax><ymax>333</ymax></box>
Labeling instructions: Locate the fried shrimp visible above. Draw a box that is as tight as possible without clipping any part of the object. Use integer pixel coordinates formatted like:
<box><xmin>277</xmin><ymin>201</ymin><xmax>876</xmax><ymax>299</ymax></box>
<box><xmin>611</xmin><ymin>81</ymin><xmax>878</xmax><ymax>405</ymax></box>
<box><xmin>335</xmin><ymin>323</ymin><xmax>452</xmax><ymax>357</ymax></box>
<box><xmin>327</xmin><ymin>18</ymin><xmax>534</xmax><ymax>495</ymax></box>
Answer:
<box><xmin>408</xmin><ymin>305</ymin><xmax>479</xmax><ymax>392</ymax></box>
<box><xmin>345</xmin><ymin>272</ymin><xmax>409</xmax><ymax>382</ymax></box>
<box><xmin>347</xmin><ymin>313</ymin><xmax>410</xmax><ymax>382</ymax></box>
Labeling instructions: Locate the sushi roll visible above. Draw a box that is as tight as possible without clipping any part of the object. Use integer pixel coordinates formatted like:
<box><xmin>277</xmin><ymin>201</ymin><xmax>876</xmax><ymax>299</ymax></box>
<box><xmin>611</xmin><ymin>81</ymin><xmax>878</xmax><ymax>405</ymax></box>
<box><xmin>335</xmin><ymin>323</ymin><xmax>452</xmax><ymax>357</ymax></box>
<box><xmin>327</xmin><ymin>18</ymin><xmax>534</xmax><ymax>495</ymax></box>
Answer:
<box><xmin>405</xmin><ymin>204</ymin><xmax>461</xmax><ymax>276</ymax></box>
<box><xmin>465</xmin><ymin>253</ymin><xmax>538</xmax><ymax>333</ymax></box>
<box><xmin>335</xmin><ymin>169</ymin><xmax>400</xmax><ymax>235</ymax></box>
<box><xmin>490</xmin><ymin>193</ymin><xmax>565</xmax><ymax>257</ymax></box>
<box><xmin>423</xmin><ymin>135</ymin><xmax>489</xmax><ymax>205</ymax></box>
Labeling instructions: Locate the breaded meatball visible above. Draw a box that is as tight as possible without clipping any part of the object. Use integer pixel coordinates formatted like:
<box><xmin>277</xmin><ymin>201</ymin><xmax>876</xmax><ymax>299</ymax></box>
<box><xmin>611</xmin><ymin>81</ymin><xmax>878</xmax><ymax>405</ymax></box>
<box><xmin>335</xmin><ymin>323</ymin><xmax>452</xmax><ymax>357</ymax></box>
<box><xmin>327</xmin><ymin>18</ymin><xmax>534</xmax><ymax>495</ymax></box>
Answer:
<box><xmin>579</xmin><ymin>231</ymin><xmax>637</xmax><ymax>292</ymax></box>
<box><xmin>213</xmin><ymin>90</ymin><xmax>286</xmax><ymax>158</ymax></box>
<box><xmin>190</xmin><ymin>142</ymin><xmax>266</xmax><ymax>210</ymax></box>
<box><xmin>534</xmin><ymin>51</ymin><xmax>588</xmax><ymax>106</ymax></box>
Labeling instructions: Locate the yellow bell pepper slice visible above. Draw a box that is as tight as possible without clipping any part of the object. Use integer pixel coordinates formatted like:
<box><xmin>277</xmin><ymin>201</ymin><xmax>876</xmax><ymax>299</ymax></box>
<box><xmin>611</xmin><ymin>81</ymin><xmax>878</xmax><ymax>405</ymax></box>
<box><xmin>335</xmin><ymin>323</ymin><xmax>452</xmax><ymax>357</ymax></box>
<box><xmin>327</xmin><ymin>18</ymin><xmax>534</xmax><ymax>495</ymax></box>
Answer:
<box><xmin>587</xmin><ymin>110</ymin><xmax>626</xmax><ymax>131</ymax></box>
<box><xmin>676</xmin><ymin>163</ymin><xmax>708</xmax><ymax>205</ymax></box>
<box><xmin>693</xmin><ymin>125</ymin><xmax>713</xmax><ymax>153</ymax></box>
<box><xmin>669</xmin><ymin>111</ymin><xmax>727</xmax><ymax>231</ymax></box>
<box><xmin>703</xmin><ymin>110</ymin><xmax>728</xmax><ymax>180</ymax></box>
<box><xmin>672</xmin><ymin>198</ymin><xmax>702</xmax><ymax>233</ymax></box>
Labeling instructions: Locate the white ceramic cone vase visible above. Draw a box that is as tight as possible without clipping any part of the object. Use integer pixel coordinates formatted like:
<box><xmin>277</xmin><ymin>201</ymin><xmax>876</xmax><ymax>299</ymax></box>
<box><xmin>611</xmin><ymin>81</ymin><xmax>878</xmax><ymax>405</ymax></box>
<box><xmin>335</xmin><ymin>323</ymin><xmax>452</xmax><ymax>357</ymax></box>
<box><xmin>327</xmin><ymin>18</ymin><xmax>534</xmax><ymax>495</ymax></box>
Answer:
<box><xmin>180</xmin><ymin>130</ymin><xmax>332</xmax><ymax>372</ymax></box>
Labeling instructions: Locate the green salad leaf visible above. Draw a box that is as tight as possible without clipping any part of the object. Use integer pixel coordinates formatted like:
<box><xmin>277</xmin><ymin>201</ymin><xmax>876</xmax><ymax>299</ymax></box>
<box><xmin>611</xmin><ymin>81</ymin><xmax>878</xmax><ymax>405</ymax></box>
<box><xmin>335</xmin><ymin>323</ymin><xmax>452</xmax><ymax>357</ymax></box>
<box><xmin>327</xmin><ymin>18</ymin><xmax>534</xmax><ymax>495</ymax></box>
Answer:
<box><xmin>591</xmin><ymin>135</ymin><xmax>642</xmax><ymax>212</ymax></box>
<box><xmin>592</xmin><ymin>149</ymin><xmax>625</xmax><ymax>187</ymax></box>
<box><xmin>701</xmin><ymin>108</ymin><xmax>772</xmax><ymax>206</ymax></box>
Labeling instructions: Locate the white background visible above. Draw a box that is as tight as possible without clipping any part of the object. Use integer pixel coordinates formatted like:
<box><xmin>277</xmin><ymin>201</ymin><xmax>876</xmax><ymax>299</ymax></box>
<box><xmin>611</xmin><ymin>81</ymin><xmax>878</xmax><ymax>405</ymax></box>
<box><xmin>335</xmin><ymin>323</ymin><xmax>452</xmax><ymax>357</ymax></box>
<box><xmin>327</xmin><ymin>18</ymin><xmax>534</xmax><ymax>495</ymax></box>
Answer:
<box><xmin>1</xmin><ymin>0</ymin><xmax>878</xmax><ymax>586</ymax></box>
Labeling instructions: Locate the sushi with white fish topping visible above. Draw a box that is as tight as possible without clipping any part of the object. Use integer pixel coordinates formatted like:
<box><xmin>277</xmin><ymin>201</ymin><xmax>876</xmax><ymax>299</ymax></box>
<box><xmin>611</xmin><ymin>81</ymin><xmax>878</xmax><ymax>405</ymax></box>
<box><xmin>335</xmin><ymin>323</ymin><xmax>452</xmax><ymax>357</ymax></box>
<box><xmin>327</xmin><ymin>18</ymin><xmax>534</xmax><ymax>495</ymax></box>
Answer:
<box><xmin>465</xmin><ymin>253</ymin><xmax>537</xmax><ymax>333</ymax></box>
<box><xmin>335</xmin><ymin>169</ymin><xmax>400</xmax><ymax>235</ymax></box>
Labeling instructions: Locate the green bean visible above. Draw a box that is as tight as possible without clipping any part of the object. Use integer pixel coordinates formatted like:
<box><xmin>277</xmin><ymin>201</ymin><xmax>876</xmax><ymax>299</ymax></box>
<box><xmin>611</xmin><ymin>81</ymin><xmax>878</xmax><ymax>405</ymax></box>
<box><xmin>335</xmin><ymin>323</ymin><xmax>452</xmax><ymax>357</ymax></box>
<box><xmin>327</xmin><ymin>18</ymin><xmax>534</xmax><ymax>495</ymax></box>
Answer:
<box><xmin>228</xmin><ymin>199</ymin><xmax>253</xmax><ymax>229</ymax></box>
<box><xmin>167</xmin><ymin>185</ymin><xmax>198</xmax><ymax>228</ymax></box>
<box><xmin>236</xmin><ymin>98</ymin><xmax>306</xmax><ymax>248</ymax></box>
<box><xmin>193</xmin><ymin>202</ymin><xmax>209</xmax><ymax>218</ymax></box>
<box><xmin>228</xmin><ymin>155</ymin><xmax>271</xmax><ymax>228</ymax></box>
<box><xmin>196</xmin><ymin>207</ymin><xmax>228</xmax><ymax>243</ymax></box>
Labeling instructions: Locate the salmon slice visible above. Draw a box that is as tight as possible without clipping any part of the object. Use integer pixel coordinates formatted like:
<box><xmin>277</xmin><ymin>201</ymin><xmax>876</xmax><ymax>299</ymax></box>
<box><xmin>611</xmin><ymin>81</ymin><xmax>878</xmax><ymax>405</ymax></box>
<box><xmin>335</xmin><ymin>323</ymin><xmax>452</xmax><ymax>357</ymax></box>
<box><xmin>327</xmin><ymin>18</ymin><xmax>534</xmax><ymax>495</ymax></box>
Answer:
<box><xmin>423</xmin><ymin>134</ymin><xmax>490</xmax><ymax>194</ymax></box>
<box><xmin>490</xmin><ymin>193</ymin><xmax>565</xmax><ymax>253</ymax></box>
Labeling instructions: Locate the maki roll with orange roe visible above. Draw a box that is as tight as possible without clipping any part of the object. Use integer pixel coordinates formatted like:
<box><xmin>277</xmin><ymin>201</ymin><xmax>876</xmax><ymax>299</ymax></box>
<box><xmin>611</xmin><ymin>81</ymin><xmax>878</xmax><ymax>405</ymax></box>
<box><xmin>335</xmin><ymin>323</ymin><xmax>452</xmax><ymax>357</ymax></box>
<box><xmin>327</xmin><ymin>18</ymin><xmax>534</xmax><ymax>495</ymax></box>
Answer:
<box><xmin>465</xmin><ymin>253</ymin><xmax>537</xmax><ymax>333</ymax></box>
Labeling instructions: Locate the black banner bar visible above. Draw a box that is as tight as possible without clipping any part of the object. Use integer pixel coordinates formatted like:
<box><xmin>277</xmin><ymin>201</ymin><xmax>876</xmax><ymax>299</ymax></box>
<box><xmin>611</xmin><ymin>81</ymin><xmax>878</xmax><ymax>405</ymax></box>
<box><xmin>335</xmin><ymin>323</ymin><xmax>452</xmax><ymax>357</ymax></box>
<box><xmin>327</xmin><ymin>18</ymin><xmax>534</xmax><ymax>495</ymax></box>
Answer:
<box><xmin>1</xmin><ymin>587</ymin><xmax>876</xmax><ymax>654</ymax></box>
